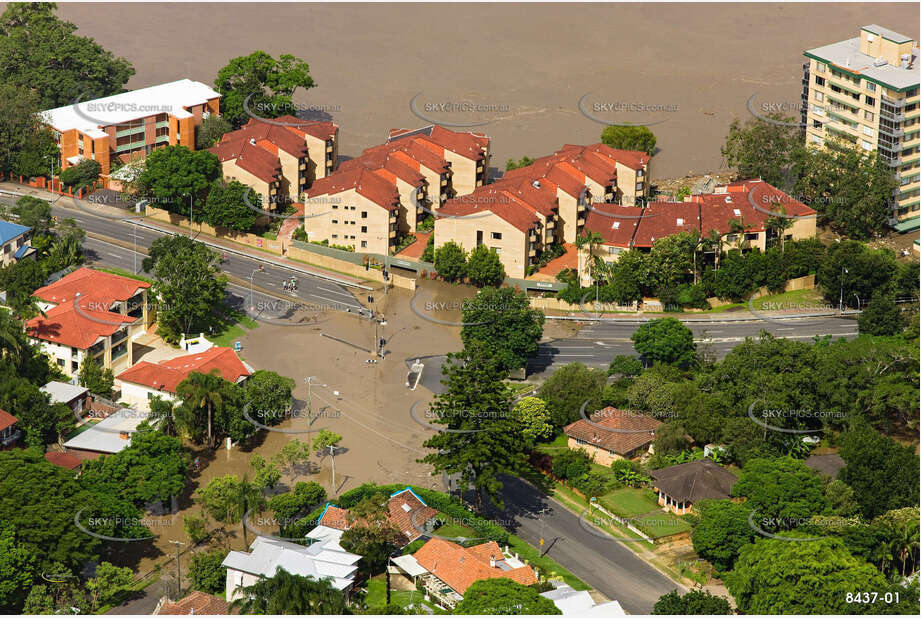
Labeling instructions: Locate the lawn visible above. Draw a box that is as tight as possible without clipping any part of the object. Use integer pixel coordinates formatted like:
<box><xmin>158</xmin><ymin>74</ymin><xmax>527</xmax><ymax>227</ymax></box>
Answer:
<box><xmin>749</xmin><ymin>287</ymin><xmax>825</xmax><ymax>311</ymax></box>
<box><xmin>364</xmin><ymin>577</ymin><xmax>427</xmax><ymax>610</ymax></box>
<box><xmin>535</xmin><ymin>433</ymin><xmax>570</xmax><ymax>456</ymax></box>
<box><xmin>209</xmin><ymin>304</ymin><xmax>258</xmax><ymax>349</ymax></box>
<box><xmin>633</xmin><ymin>511</ymin><xmax>692</xmax><ymax>539</ymax></box>
<box><xmin>433</xmin><ymin>517</ymin><xmax>479</xmax><ymax>542</ymax></box>
<box><xmin>506</xmin><ymin>382</ymin><xmax>537</xmax><ymax>397</ymax></box>
<box><xmin>598</xmin><ymin>488</ymin><xmax>660</xmax><ymax>518</ymax></box>
<box><xmin>65</xmin><ymin>419</ymin><xmax>100</xmax><ymax>440</ymax></box>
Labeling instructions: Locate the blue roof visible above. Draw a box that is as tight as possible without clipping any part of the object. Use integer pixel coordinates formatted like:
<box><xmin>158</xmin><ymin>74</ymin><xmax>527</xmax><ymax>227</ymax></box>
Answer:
<box><xmin>389</xmin><ymin>486</ymin><xmax>428</xmax><ymax>506</ymax></box>
<box><xmin>0</xmin><ymin>220</ymin><xmax>31</xmax><ymax>245</ymax></box>
<box><xmin>13</xmin><ymin>245</ymin><xmax>33</xmax><ymax>259</ymax></box>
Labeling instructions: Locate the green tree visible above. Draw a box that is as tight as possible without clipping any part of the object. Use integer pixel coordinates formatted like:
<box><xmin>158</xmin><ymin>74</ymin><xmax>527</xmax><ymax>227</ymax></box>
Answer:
<box><xmin>652</xmin><ymin>589</ymin><xmax>732</xmax><ymax>615</ymax></box>
<box><xmin>196</xmin><ymin>474</ymin><xmax>265</xmax><ymax>547</ymax></box>
<box><xmin>505</xmin><ymin>156</ymin><xmax>535</xmax><ymax>171</ymax></box>
<box><xmin>537</xmin><ymin>363</ymin><xmax>606</xmax><ymax>428</ymax></box>
<box><xmin>433</xmin><ymin>240</ymin><xmax>467</xmax><ymax>282</ymax></box>
<box><xmin>817</xmin><ymin>240</ymin><xmax>898</xmax><ymax>309</ymax></box>
<box><xmin>825</xmin><ymin>479</ymin><xmax>860</xmax><ymax>517</ymax></box>
<box><xmin>176</xmin><ymin>370</ymin><xmax>226</xmax><ymax>447</ymax></box>
<box><xmin>631</xmin><ymin>318</ymin><xmax>696</xmax><ymax>367</ymax></box>
<box><xmin>600</xmin><ymin>125</ymin><xmax>657</xmax><ymax>156</ymax></box>
<box><xmin>312</xmin><ymin>429</ymin><xmax>342</xmax><ymax>454</ymax></box>
<box><xmin>202</xmin><ymin>180</ymin><xmax>259</xmax><ymax>232</ymax></box>
<box><xmin>268</xmin><ymin>481</ymin><xmax>326</xmax><ymax>523</ymax></box>
<box><xmin>183</xmin><ymin>513</ymin><xmax>209</xmax><ymax>544</ymax></box>
<box><xmin>461</xmin><ymin>286</ymin><xmax>544</xmax><ymax>372</ymax></box>
<box><xmin>272</xmin><ymin>439</ymin><xmax>314</xmax><ymax>479</ymax></box>
<box><xmin>244</xmin><ymin>369</ymin><xmax>296</xmax><ymax>428</ymax></box>
<box><xmin>0</xmin><ymin>523</ymin><xmax>37</xmax><ymax>612</ymax></box>
<box><xmin>465</xmin><ymin>244</ymin><xmax>506</xmax><ymax>287</ymax></box>
<box><xmin>136</xmin><ymin>146</ymin><xmax>221</xmax><ymax>219</ymax></box>
<box><xmin>142</xmin><ymin>235</ymin><xmax>227</xmax><ymax>343</ymax></box>
<box><xmin>58</xmin><ymin>158</ymin><xmax>101</xmax><ymax>189</ymax></box>
<box><xmin>726</xmin><ymin>535</ymin><xmax>889</xmax><ymax>614</ymax></box>
<box><xmin>575</xmin><ymin>230</ymin><xmax>604</xmax><ymax>283</ymax></box>
<box><xmin>649</xmin><ymin>231</ymin><xmax>696</xmax><ymax>291</ymax></box>
<box><xmin>453</xmin><ymin>579</ymin><xmax>561</xmax><ymax>615</ymax></box>
<box><xmin>858</xmin><ymin>293</ymin><xmax>903</xmax><ymax>336</ymax></box>
<box><xmin>512</xmin><ymin>396</ymin><xmax>553</xmax><ymax>442</ymax></box>
<box><xmin>339</xmin><ymin>493</ymin><xmax>404</xmax><ymax>575</ymax></box>
<box><xmin>0</xmin><ymin>83</ymin><xmax>59</xmax><ymax>178</ymax></box>
<box><xmin>0</xmin><ymin>3</ymin><xmax>134</xmax><ymax>108</ymax></box>
<box><xmin>608</xmin><ymin>354</ymin><xmax>643</xmax><ymax>377</ymax></box>
<box><xmin>420</xmin><ymin>341</ymin><xmax>528</xmax><ymax>512</ymax></box>
<box><xmin>196</xmin><ymin>114</ymin><xmax>234</xmax><ymax>149</ymax></box>
<box><xmin>731</xmin><ymin>457</ymin><xmax>829</xmax><ymax>530</ymax></box>
<box><xmin>188</xmin><ymin>549</ymin><xmax>227</xmax><ymax>595</ymax></box>
<box><xmin>77</xmin><ymin>354</ymin><xmax>114</xmax><ymax>398</ymax></box>
<box><xmin>838</xmin><ymin>426</ymin><xmax>920</xmax><ymax>519</ymax></box>
<box><xmin>690</xmin><ymin>499</ymin><xmax>755</xmax><ymax>573</ymax></box>
<box><xmin>228</xmin><ymin>568</ymin><xmax>346</xmax><ymax>615</ymax></box>
<box><xmin>250</xmin><ymin>454</ymin><xmax>282</xmax><ymax>493</ymax></box>
<box><xmin>720</xmin><ymin>114</ymin><xmax>801</xmax><ymax>188</ymax></box>
<box><xmin>653</xmin><ymin>422</ymin><xmax>691</xmax><ymax>455</ymax></box>
<box><xmin>215</xmin><ymin>51</ymin><xmax>316</xmax><ymax>128</ymax></box>
<box><xmin>85</xmin><ymin>562</ymin><xmax>133</xmax><ymax>610</ymax></box>
<box><xmin>795</xmin><ymin>139</ymin><xmax>897</xmax><ymax>239</ymax></box>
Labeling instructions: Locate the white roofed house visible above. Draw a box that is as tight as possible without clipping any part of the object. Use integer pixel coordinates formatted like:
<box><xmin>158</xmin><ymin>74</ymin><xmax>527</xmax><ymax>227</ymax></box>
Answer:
<box><xmin>221</xmin><ymin>536</ymin><xmax>361</xmax><ymax>603</ymax></box>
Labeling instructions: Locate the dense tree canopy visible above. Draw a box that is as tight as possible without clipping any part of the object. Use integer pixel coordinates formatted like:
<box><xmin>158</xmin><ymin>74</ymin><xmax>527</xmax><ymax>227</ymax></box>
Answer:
<box><xmin>537</xmin><ymin>362</ymin><xmax>607</xmax><ymax>429</ymax></box>
<box><xmin>691</xmin><ymin>499</ymin><xmax>755</xmax><ymax>573</ymax></box>
<box><xmin>838</xmin><ymin>426</ymin><xmax>920</xmax><ymax>519</ymax></box>
<box><xmin>465</xmin><ymin>244</ymin><xmax>506</xmax><ymax>287</ymax></box>
<box><xmin>136</xmin><ymin>146</ymin><xmax>222</xmax><ymax>219</ymax></box>
<box><xmin>652</xmin><ymin>589</ymin><xmax>732</xmax><ymax>615</ymax></box>
<box><xmin>461</xmin><ymin>286</ymin><xmax>544</xmax><ymax>372</ymax></box>
<box><xmin>202</xmin><ymin>180</ymin><xmax>260</xmax><ymax>232</ymax></box>
<box><xmin>215</xmin><ymin>51</ymin><xmax>316</xmax><ymax>128</ymax></box>
<box><xmin>453</xmin><ymin>579</ymin><xmax>561</xmax><ymax>615</ymax></box>
<box><xmin>433</xmin><ymin>240</ymin><xmax>467</xmax><ymax>282</ymax></box>
<box><xmin>600</xmin><ymin>125</ymin><xmax>657</xmax><ymax>156</ymax></box>
<box><xmin>631</xmin><ymin>318</ymin><xmax>696</xmax><ymax>367</ymax></box>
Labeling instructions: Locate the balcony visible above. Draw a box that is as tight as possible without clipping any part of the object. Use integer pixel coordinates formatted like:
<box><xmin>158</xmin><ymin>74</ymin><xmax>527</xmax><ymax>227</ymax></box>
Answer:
<box><xmin>441</xmin><ymin>179</ymin><xmax>448</xmax><ymax>187</ymax></box>
<box><xmin>326</xmin><ymin>143</ymin><xmax>333</xmax><ymax>153</ymax></box>
<box><xmin>529</xmin><ymin>231</ymin><xmax>536</xmax><ymax>241</ymax></box>
<box><xmin>882</xmin><ymin>95</ymin><xmax>907</xmax><ymax>109</ymax></box>
<box><xmin>577</xmin><ymin>203</ymin><xmax>587</xmax><ymax>212</ymax></box>
<box><xmin>417</xmin><ymin>190</ymin><xmax>425</xmax><ymax>200</ymax></box>
<box><xmin>577</xmin><ymin>217</ymin><xmax>586</xmax><ymax>226</ymax></box>
<box><xmin>881</xmin><ymin>109</ymin><xmax>906</xmax><ymax>123</ymax></box>
<box><xmin>0</xmin><ymin>429</ymin><xmax>22</xmax><ymax>448</ymax></box>
<box><xmin>300</xmin><ymin>160</ymin><xmax>307</xmax><ymax>170</ymax></box>
<box><xmin>546</xmin><ymin>220</ymin><xmax>555</xmax><ymax>229</ymax></box>
<box><xmin>528</xmin><ymin>248</ymin><xmax>536</xmax><ymax>257</ymax></box>
<box><xmin>389</xmin><ymin>229</ymin><xmax>397</xmax><ymax>238</ymax></box>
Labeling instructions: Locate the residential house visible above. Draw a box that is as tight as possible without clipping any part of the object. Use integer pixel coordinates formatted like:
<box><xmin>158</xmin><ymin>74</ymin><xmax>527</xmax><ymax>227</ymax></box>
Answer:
<box><xmin>0</xmin><ymin>409</ymin><xmax>21</xmax><ymax>449</ymax></box>
<box><xmin>312</xmin><ymin>487</ymin><xmax>439</xmax><ymax>547</ymax></box>
<box><xmin>578</xmin><ymin>179</ymin><xmax>818</xmax><ymax>285</ymax></box>
<box><xmin>27</xmin><ymin>268</ymin><xmax>152</xmax><ymax>376</ymax></box>
<box><xmin>221</xmin><ymin>536</ymin><xmax>361</xmax><ymax>602</ymax></box>
<box><xmin>115</xmin><ymin>346</ymin><xmax>252</xmax><ymax>411</ymax></box>
<box><xmin>44</xmin><ymin>451</ymin><xmax>84</xmax><ymax>471</ymax></box>
<box><xmin>154</xmin><ymin>591</ymin><xmax>231</xmax><ymax>615</ymax></box>
<box><xmin>0</xmin><ymin>220</ymin><xmax>35</xmax><ymax>266</ymax></box>
<box><xmin>540</xmin><ymin>582</ymin><xmax>625</xmax><ymax>615</ymax></box>
<box><xmin>62</xmin><ymin>406</ymin><xmax>150</xmax><ymax>459</ymax></box>
<box><xmin>803</xmin><ymin>453</ymin><xmax>847</xmax><ymax>478</ymax></box>
<box><xmin>396</xmin><ymin>538</ymin><xmax>537</xmax><ymax>609</ymax></box>
<box><xmin>649</xmin><ymin>458</ymin><xmax>739</xmax><ymax>515</ymax></box>
<box><xmin>563</xmin><ymin>407</ymin><xmax>661</xmax><ymax>466</ymax></box>
<box><xmin>802</xmin><ymin>25</ymin><xmax>920</xmax><ymax>226</ymax></box>
<box><xmin>387</xmin><ymin>125</ymin><xmax>490</xmax><ymax>196</ymax></box>
<box><xmin>41</xmin><ymin>79</ymin><xmax>221</xmax><ymax>175</ymax></box>
<box><xmin>40</xmin><ymin>381</ymin><xmax>90</xmax><ymax>415</ymax></box>
<box><xmin>303</xmin><ymin>167</ymin><xmax>400</xmax><ymax>254</ymax></box>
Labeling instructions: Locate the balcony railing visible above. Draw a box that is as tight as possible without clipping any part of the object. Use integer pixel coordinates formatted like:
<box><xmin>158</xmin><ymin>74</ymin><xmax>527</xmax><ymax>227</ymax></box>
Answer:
<box><xmin>0</xmin><ymin>429</ymin><xmax>22</xmax><ymax>447</ymax></box>
<box><xmin>882</xmin><ymin>94</ymin><xmax>907</xmax><ymax>109</ymax></box>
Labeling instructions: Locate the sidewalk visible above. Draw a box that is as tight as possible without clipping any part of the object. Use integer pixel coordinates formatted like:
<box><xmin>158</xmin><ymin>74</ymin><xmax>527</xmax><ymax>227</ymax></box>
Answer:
<box><xmin>2</xmin><ymin>182</ymin><xmax>373</xmax><ymax>289</ymax></box>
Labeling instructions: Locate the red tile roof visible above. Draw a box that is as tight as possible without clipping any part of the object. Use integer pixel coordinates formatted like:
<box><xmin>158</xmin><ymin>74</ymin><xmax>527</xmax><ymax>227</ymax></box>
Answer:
<box><xmin>156</xmin><ymin>591</ymin><xmax>231</xmax><ymax>615</ymax></box>
<box><xmin>562</xmin><ymin>143</ymin><xmax>651</xmax><ymax>171</ymax></box>
<box><xmin>584</xmin><ymin>203</ymin><xmax>644</xmax><ymax>246</ymax></box>
<box><xmin>318</xmin><ymin>505</ymin><xmax>350</xmax><ymax>531</ymax></box>
<box><xmin>116</xmin><ymin>347</ymin><xmax>250</xmax><ymax>394</ymax></box>
<box><xmin>0</xmin><ymin>409</ymin><xmax>18</xmax><ymax>432</ymax></box>
<box><xmin>44</xmin><ymin>451</ymin><xmax>83</xmax><ymax>470</ymax></box>
<box><xmin>413</xmin><ymin>539</ymin><xmax>538</xmax><ymax>595</ymax></box>
<box><xmin>633</xmin><ymin>201</ymin><xmax>702</xmax><ymax>248</ymax></box>
<box><xmin>318</xmin><ymin>489</ymin><xmax>438</xmax><ymax>544</ymax></box>
<box><xmin>388</xmin><ymin>125</ymin><xmax>489</xmax><ymax>163</ymax></box>
<box><xmin>306</xmin><ymin>167</ymin><xmax>400</xmax><ymax>210</ymax></box>
<box><xmin>32</xmin><ymin>267</ymin><xmax>149</xmax><ymax>307</ymax></box>
<box><xmin>564</xmin><ymin>407</ymin><xmax>661</xmax><ymax>456</ymax></box>
<box><xmin>209</xmin><ymin>137</ymin><xmax>282</xmax><ymax>185</ymax></box>
<box><xmin>229</xmin><ymin>120</ymin><xmax>309</xmax><ymax>159</ymax></box>
<box><xmin>27</xmin><ymin>302</ymin><xmax>136</xmax><ymax>349</ymax></box>
<box><xmin>268</xmin><ymin>115</ymin><xmax>338</xmax><ymax>141</ymax></box>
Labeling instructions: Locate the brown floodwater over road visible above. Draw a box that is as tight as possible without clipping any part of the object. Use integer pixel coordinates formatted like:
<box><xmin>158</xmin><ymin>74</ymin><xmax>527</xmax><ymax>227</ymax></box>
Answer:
<box><xmin>36</xmin><ymin>2</ymin><xmax>918</xmax><ymax>178</ymax></box>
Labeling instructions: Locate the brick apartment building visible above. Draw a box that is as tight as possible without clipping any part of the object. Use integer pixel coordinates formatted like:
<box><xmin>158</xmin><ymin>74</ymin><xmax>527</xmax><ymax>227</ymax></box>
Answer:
<box><xmin>41</xmin><ymin>79</ymin><xmax>221</xmax><ymax>175</ymax></box>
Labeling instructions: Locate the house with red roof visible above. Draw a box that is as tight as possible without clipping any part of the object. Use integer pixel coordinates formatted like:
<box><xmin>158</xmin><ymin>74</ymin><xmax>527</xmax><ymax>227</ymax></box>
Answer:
<box><xmin>27</xmin><ymin>268</ymin><xmax>151</xmax><ymax>376</ymax></box>
<box><xmin>388</xmin><ymin>125</ymin><xmax>491</xmax><ymax>197</ymax></box>
<box><xmin>0</xmin><ymin>409</ymin><xmax>21</xmax><ymax>449</ymax></box>
<box><xmin>396</xmin><ymin>538</ymin><xmax>538</xmax><ymax>608</ymax></box>
<box><xmin>116</xmin><ymin>346</ymin><xmax>253</xmax><ymax>411</ymax></box>
<box><xmin>311</xmin><ymin>487</ymin><xmax>439</xmax><ymax>547</ymax></box>
<box><xmin>563</xmin><ymin>407</ymin><xmax>661</xmax><ymax>466</ymax></box>
<box><xmin>578</xmin><ymin>179</ymin><xmax>817</xmax><ymax>285</ymax></box>
<box><xmin>209</xmin><ymin>137</ymin><xmax>284</xmax><ymax>211</ymax></box>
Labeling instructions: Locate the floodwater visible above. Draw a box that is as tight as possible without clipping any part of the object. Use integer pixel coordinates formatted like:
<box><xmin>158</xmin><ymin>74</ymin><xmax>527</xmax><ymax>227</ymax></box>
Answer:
<box><xmin>38</xmin><ymin>2</ymin><xmax>918</xmax><ymax>178</ymax></box>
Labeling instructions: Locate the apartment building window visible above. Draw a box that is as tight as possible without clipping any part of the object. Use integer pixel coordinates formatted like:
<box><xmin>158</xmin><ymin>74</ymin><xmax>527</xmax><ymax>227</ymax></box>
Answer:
<box><xmin>865</xmin><ymin>95</ymin><xmax>876</xmax><ymax>107</ymax></box>
<box><xmin>361</xmin><ymin>211</ymin><xmax>367</xmax><ymax>218</ymax></box>
<box><xmin>361</xmin><ymin>226</ymin><xmax>367</xmax><ymax>233</ymax></box>
<box><xmin>745</xmin><ymin>233</ymin><xmax>758</xmax><ymax>240</ymax></box>
<box><xmin>637</xmin><ymin>170</ymin><xmax>644</xmax><ymax>178</ymax></box>
<box><xmin>866</xmin><ymin>82</ymin><xmax>876</xmax><ymax>92</ymax></box>
<box><xmin>361</xmin><ymin>240</ymin><xmax>367</xmax><ymax>248</ymax></box>
<box><xmin>815</xmin><ymin>91</ymin><xmax>824</xmax><ymax>102</ymax></box>
<box><xmin>637</xmin><ymin>182</ymin><xmax>644</xmax><ymax>191</ymax></box>
<box><xmin>491</xmin><ymin>232</ymin><xmax>502</xmax><ymax>240</ymax></box>
<box><xmin>815</xmin><ymin>76</ymin><xmax>825</xmax><ymax>86</ymax></box>
<box><xmin>865</xmin><ymin>111</ymin><xmax>875</xmax><ymax>121</ymax></box>
<box><xmin>862</xmin><ymin>126</ymin><xmax>874</xmax><ymax>137</ymax></box>
<box><xmin>813</xmin><ymin>120</ymin><xmax>823</xmax><ymax>130</ymax></box>
<box><xmin>57</xmin><ymin>358</ymin><xmax>65</xmax><ymax>367</ymax></box>
<box><xmin>332</xmin><ymin>219</ymin><xmax>338</xmax><ymax>224</ymax></box>
<box><xmin>861</xmin><ymin>140</ymin><xmax>873</xmax><ymax>151</ymax></box>
<box><xmin>816</xmin><ymin>62</ymin><xmax>825</xmax><ymax>73</ymax></box>
<box><xmin>332</xmin><ymin>234</ymin><xmax>338</xmax><ymax>239</ymax></box>
<box><xmin>71</xmin><ymin>361</ymin><xmax>78</xmax><ymax>373</ymax></box>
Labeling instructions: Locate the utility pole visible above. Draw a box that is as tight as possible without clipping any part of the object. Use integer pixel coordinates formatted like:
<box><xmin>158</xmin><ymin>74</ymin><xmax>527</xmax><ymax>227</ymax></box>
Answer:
<box><xmin>538</xmin><ymin>507</ymin><xmax>549</xmax><ymax>557</ymax></box>
<box><xmin>168</xmin><ymin>540</ymin><xmax>186</xmax><ymax>599</ymax></box>
<box><xmin>45</xmin><ymin>155</ymin><xmax>57</xmax><ymax>205</ymax></box>
<box><xmin>838</xmin><ymin>267</ymin><xmax>848</xmax><ymax>313</ymax></box>
<box><xmin>329</xmin><ymin>443</ymin><xmax>336</xmax><ymax>497</ymax></box>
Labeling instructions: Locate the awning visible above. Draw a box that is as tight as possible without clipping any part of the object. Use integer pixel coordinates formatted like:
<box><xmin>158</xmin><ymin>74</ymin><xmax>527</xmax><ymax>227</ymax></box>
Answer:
<box><xmin>892</xmin><ymin>215</ymin><xmax>920</xmax><ymax>233</ymax></box>
<box><xmin>391</xmin><ymin>554</ymin><xmax>427</xmax><ymax>578</ymax></box>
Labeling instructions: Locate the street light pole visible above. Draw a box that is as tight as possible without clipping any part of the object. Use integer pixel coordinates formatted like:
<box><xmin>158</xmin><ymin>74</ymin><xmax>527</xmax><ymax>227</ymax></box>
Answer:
<box><xmin>838</xmin><ymin>267</ymin><xmax>848</xmax><ymax>312</ymax></box>
<box><xmin>168</xmin><ymin>540</ymin><xmax>186</xmax><ymax>599</ymax></box>
<box><xmin>45</xmin><ymin>155</ymin><xmax>57</xmax><ymax>205</ymax></box>
<box><xmin>249</xmin><ymin>266</ymin><xmax>263</xmax><ymax>312</ymax></box>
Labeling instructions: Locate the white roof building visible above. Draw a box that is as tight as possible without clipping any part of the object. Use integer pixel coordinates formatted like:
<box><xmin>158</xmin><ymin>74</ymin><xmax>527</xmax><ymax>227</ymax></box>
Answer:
<box><xmin>41</xmin><ymin>381</ymin><xmax>89</xmax><ymax>406</ymax></box>
<box><xmin>221</xmin><ymin>536</ymin><xmax>361</xmax><ymax>601</ymax></box>
<box><xmin>41</xmin><ymin>79</ymin><xmax>221</xmax><ymax>139</ymax></box>
<box><xmin>62</xmin><ymin>407</ymin><xmax>150</xmax><ymax>454</ymax></box>
<box><xmin>540</xmin><ymin>583</ymin><xmax>626</xmax><ymax>615</ymax></box>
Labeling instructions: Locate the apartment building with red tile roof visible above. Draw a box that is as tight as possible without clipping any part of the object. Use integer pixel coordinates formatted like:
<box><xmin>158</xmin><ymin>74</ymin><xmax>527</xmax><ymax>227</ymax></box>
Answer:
<box><xmin>577</xmin><ymin>179</ymin><xmax>817</xmax><ymax>285</ymax></box>
<box><xmin>411</xmin><ymin>538</ymin><xmax>538</xmax><ymax>607</ymax></box>
<box><xmin>28</xmin><ymin>268</ymin><xmax>151</xmax><ymax>376</ymax></box>
<box><xmin>339</xmin><ymin>149</ymin><xmax>429</xmax><ymax>233</ymax></box>
<box><xmin>116</xmin><ymin>346</ymin><xmax>252</xmax><ymax>410</ymax></box>
<box><xmin>388</xmin><ymin>125</ymin><xmax>490</xmax><ymax>196</ymax></box>
<box><xmin>209</xmin><ymin>138</ymin><xmax>283</xmax><ymax>211</ymax></box>
<box><xmin>270</xmin><ymin>115</ymin><xmax>339</xmax><ymax>182</ymax></box>
<box><xmin>564</xmin><ymin>407</ymin><xmax>661</xmax><ymax>466</ymax></box>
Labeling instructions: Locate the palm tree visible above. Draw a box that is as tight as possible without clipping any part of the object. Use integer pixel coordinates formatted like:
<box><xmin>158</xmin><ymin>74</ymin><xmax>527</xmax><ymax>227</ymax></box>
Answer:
<box><xmin>229</xmin><ymin>568</ymin><xmax>346</xmax><ymax>615</ymax></box>
<box><xmin>231</xmin><ymin>475</ymin><xmax>265</xmax><ymax>548</ymax></box>
<box><xmin>575</xmin><ymin>231</ymin><xmax>604</xmax><ymax>285</ymax></box>
<box><xmin>149</xmin><ymin>396</ymin><xmax>179</xmax><ymax>437</ymax></box>
<box><xmin>176</xmin><ymin>370</ymin><xmax>224</xmax><ymax>447</ymax></box>
<box><xmin>766</xmin><ymin>210</ymin><xmax>794</xmax><ymax>251</ymax></box>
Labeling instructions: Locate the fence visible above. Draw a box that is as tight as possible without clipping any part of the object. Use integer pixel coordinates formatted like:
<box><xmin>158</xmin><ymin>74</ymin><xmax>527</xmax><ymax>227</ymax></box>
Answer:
<box><xmin>11</xmin><ymin>175</ymin><xmax>108</xmax><ymax>198</ymax></box>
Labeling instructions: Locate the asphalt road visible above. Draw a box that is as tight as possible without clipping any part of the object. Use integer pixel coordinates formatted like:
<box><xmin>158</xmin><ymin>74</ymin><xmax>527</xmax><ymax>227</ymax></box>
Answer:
<box><xmin>527</xmin><ymin>316</ymin><xmax>859</xmax><ymax>377</ymax></box>
<box><xmin>485</xmin><ymin>475</ymin><xmax>681</xmax><ymax>614</ymax></box>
